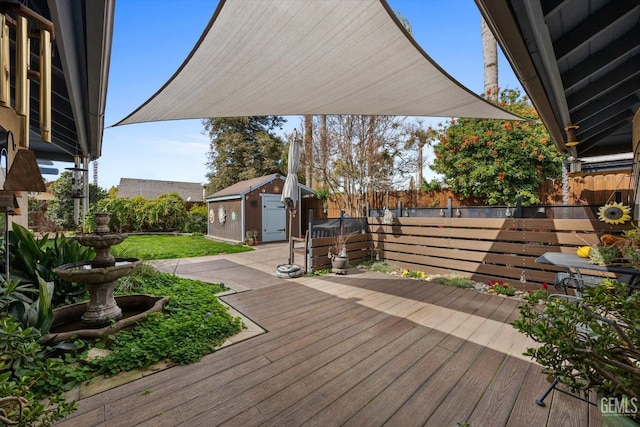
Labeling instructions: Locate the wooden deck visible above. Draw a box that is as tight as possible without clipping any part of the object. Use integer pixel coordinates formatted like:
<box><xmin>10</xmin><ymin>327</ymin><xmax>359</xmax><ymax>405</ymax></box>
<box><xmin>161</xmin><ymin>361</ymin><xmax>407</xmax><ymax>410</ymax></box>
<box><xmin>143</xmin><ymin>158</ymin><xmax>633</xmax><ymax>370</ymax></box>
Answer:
<box><xmin>58</xmin><ymin>253</ymin><xmax>601</xmax><ymax>426</ymax></box>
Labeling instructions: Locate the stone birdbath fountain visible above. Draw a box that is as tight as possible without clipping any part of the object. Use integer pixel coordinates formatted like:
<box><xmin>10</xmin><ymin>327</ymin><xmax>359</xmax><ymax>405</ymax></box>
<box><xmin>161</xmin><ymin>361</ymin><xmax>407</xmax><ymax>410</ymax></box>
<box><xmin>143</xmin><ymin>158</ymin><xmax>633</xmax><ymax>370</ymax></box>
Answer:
<box><xmin>44</xmin><ymin>213</ymin><xmax>165</xmax><ymax>343</ymax></box>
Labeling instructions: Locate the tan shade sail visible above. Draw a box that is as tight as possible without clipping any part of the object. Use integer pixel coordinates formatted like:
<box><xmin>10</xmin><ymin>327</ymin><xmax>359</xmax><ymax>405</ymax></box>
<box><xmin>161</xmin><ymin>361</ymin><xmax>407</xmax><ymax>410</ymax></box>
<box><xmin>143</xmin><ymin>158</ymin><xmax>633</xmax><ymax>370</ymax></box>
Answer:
<box><xmin>115</xmin><ymin>0</ymin><xmax>522</xmax><ymax>126</ymax></box>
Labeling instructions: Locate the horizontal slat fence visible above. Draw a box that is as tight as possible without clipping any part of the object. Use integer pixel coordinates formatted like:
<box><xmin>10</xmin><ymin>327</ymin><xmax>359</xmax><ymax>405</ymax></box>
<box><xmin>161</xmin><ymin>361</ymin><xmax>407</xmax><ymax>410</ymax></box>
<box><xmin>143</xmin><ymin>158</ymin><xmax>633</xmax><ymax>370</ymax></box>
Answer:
<box><xmin>368</xmin><ymin>216</ymin><xmax>631</xmax><ymax>291</ymax></box>
<box><xmin>308</xmin><ymin>233</ymin><xmax>372</xmax><ymax>271</ymax></box>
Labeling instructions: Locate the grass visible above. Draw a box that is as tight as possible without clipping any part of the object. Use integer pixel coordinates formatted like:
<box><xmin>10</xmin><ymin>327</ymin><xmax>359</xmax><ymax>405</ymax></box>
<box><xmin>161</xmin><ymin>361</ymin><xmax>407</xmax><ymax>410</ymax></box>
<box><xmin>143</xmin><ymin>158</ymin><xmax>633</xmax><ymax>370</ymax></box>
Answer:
<box><xmin>110</xmin><ymin>234</ymin><xmax>252</xmax><ymax>260</ymax></box>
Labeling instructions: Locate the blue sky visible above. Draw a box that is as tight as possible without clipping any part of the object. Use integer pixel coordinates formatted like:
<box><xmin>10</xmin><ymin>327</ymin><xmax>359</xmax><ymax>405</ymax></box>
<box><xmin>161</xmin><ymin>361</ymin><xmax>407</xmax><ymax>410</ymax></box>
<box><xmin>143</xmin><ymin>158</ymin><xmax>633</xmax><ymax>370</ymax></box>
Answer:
<box><xmin>71</xmin><ymin>0</ymin><xmax>523</xmax><ymax>190</ymax></box>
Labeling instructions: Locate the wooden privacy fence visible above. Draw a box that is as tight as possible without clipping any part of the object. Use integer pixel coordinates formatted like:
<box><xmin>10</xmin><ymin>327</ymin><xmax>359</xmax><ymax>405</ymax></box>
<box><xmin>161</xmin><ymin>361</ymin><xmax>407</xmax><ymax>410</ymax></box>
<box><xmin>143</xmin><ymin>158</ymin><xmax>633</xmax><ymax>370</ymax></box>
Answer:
<box><xmin>306</xmin><ymin>232</ymin><xmax>372</xmax><ymax>271</ymax></box>
<box><xmin>302</xmin><ymin>173</ymin><xmax>631</xmax><ymax>218</ymax></box>
<box><xmin>367</xmin><ymin>216</ymin><xmax>631</xmax><ymax>291</ymax></box>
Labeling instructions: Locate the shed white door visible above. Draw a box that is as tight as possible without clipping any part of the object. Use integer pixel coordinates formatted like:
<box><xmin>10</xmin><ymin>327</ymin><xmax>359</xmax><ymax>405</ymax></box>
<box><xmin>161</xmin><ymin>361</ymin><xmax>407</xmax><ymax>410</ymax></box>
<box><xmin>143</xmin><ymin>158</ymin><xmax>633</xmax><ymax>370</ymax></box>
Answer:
<box><xmin>262</xmin><ymin>194</ymin><xmax>286</xmax><ymax>242</ymax></box>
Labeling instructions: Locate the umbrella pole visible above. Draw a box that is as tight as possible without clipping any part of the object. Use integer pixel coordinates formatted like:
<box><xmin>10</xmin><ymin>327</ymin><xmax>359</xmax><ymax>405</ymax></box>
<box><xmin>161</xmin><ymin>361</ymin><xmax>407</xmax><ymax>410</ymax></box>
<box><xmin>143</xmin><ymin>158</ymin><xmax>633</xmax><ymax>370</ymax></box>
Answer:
<box><xmin>288</xmin><ymin>208</ymin><xmax>293</xmax><ymax>265</ymax></box>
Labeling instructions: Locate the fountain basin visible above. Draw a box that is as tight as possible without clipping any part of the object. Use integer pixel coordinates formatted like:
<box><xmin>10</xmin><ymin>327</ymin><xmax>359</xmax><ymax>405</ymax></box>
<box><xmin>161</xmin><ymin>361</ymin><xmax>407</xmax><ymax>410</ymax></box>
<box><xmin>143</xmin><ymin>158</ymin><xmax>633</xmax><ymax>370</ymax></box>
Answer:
<box><xmin>54</xmin><ymin>258</ymin><xmax>142</xmax><ymax>284</ymax></box>
<box><xmin>73</xmin><ymin>233</ymin><xmax>127</xmax><ymax>250</ymax></box>
<box><xmin>41</xmin><ymin>294</ymin><xmax>167</xmax><ymax>344</ymax></box>
<box><xmin>53</xmin><ymin>258</ymin><xmax>143</xmax><ymax>328</ymax></box>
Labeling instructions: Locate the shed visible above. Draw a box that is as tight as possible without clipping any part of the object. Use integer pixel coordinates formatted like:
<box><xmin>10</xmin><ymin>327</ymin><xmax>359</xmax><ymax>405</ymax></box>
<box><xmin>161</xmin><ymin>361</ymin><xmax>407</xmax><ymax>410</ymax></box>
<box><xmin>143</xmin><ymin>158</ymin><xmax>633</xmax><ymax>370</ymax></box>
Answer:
<box><xmin>118</xmin><ymin>178</ymin><xmax>205</xmax><ymax>202</ymax></box>
<box><xmin>206</xmin><ymin>174</ymin><xmax>313</xmax><ymax>243</ymax></box>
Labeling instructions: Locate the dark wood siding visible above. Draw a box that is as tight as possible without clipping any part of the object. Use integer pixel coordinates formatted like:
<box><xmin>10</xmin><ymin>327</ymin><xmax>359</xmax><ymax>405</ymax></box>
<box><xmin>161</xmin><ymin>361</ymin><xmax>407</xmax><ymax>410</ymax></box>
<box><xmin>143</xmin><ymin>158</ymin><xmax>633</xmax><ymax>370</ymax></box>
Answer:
<box><xmin>208</xmin><ymin>199</ymin><xmax>243</xmax><ymax>242</ymax></box>
<box><xmin>208</xmin><ymin>176</ymin><xmax>294</xmax><ymax>243</ymax></box>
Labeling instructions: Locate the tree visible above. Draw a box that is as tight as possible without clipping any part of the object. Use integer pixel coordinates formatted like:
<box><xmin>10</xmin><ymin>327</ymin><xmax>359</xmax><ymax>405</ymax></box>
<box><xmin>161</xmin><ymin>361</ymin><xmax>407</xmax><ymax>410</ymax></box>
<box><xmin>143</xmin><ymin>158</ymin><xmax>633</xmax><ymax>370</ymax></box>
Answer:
<box><xmin>311</xmin><ymin>114</ymin><xmax>406</xmax><ymax>215</ymax></box>
<box><xmin>45</xmin><ymin>171</ymin><xmax>107</xmax><ymax>229</ymax></box>
<box><xmin>481</xmin><ymin>17</ymin><xmax>498</xmax><ymax>101</ymax></box>
<box><xmin>203</xmin><ymin>116</ymin><xmax>287</xmax><ymax>193</ymax></box>
<box><xmin>432</xmin><ymin>89</ymin><xmax>565</xmax><ymax>206</ymax></box>
<box><xmin>303</xmin><ymin>115</ymin><xmax>313</xmax><ymax>187</ymax></box>
<box><xmin>405</xmin><ymin>121</ymin><xmax>439</xmax><ymax>186</ymax></box>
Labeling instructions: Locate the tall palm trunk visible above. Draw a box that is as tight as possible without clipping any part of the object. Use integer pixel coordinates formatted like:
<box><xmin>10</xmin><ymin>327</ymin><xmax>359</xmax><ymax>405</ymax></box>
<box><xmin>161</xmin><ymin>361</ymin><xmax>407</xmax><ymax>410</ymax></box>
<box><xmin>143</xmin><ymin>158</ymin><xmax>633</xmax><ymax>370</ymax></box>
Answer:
<box><xmin>319</xmin><ymin>115</ymin><xmax>328</xmax><ymax>187</ymax></box>
<box><xmin>481</xmin><ymin>17</ymin><xmax>498</xmax><ymax>101</ymax></box>
<box><xmin>304</xmin><ymin>114</ymin><xmax>313</xmax><ymax>187</ymax></box>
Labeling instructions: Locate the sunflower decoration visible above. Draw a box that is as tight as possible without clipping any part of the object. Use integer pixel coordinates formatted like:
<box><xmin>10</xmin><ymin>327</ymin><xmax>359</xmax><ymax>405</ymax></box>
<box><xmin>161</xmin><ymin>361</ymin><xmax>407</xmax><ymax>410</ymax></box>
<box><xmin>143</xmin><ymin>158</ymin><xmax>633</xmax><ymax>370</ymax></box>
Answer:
<box><xmin>597</xmin><ymin>202</ymin><xmax>632</xmax><ymax>225</ymax></box>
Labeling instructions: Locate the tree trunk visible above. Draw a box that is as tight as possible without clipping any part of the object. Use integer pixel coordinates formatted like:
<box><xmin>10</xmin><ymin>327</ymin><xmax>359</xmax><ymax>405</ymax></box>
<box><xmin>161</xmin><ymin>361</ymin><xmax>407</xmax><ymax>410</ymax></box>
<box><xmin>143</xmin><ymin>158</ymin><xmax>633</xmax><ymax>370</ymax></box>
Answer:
<box><xmin>319</xmin><ymin>115</ymin><xmax>328</xmax><ymax>187</ymax></box>
<box><xmin>304</xmin><ymin>115</ymin><xmax>313</xmax><ymax>188</ymax></box>
<box><xmin>481</xmin><ymin>17</ymin><xmax>498</xmax><ymax>101</ymax></box>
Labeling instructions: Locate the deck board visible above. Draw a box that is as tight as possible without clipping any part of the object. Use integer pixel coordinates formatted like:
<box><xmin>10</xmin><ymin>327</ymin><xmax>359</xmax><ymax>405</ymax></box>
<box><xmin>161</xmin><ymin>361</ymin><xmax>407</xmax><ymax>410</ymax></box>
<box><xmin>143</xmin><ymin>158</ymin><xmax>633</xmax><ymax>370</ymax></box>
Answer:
<box><xmin>57</xmin><ymin>260</ymin><xmax>598</xmax><ymax>427</ymax></box>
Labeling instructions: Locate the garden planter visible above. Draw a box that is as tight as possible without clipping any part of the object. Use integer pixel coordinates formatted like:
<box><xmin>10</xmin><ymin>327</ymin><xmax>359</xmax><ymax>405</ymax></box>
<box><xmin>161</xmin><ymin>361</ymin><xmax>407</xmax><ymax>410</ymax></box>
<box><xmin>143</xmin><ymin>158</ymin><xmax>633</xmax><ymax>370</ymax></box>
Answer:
<box><xmin>331</xmin><ymin>255</ymin><xmax>349</xmax><ymax>274</ymax></box>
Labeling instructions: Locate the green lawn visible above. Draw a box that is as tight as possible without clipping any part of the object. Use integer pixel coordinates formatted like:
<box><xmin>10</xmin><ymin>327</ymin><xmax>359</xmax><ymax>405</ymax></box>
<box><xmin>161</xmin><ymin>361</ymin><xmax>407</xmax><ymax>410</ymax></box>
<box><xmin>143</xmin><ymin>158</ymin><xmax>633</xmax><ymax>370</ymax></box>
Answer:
<box><xmin>110</xmin><ymin>234</ymin><xmax>252</xmax><ymax>260</ymax></box>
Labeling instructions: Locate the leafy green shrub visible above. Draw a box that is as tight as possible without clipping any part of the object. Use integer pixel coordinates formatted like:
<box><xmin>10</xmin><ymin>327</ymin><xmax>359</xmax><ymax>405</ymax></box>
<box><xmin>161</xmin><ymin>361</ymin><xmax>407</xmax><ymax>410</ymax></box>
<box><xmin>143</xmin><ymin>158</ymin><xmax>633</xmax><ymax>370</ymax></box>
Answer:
<box><xmin>183</xmin><ymin>204</ymin><xmax>207</xmax><ymax>233</ymax></box>
<box><xmin>96</xmin><ymin>193</ymin><xmax>189</xmax><ymax>232</ymax></box>
<box><xmin>6</xmin><ymin>224</ymin><xmax>94</xmax><ymax>307</ymax></box>
<box><xmin>420</xmin><ymin>178</ymin><xmax>443</xmax><ymax>192</ymax></box>
<box><xmin>526</xmin><ymin>283</ymin><xmax>550</xmax><ymax>302</ymax></box>
<box><xmin>514</xmin><ymin>279</ymin><xmax>640</xmax><ymax>412</ymax></box>
<box><xmin>0</xmin><ymin>278</ymin><xmax>36</xmax><ymax>320</ymax></box>
<box><xmin>0</xmin><ymin>316</ymin><xmax>78</xmax><ymax>426</ymax></box>
<box><xmin>432</xmin><ymin>88</ymin><xmax>564</xmax><ymax>206</ymax></box>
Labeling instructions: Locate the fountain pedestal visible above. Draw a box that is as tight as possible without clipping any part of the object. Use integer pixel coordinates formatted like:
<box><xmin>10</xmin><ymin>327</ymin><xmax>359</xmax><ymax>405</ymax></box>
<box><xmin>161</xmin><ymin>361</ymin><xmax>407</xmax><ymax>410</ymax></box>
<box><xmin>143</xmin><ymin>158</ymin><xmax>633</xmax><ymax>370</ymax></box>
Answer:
<box><xmin>47</xmin><ymin>213</ymin><xmax>164</xmax><ymax>342</ymax></box>
<box><xmin>53</xmin><ymin>214</ymin><xmax>143</xmax><ymax>329</ymax></box>
<box><xmin>82</xmin><ymin>278</ymin><xmax>121</xmax><ymax>326</ymax></box>
<box><xmin>54</xmin><ymin>258</ymin><xmax>142</xmax><ymax>328</ymax></box>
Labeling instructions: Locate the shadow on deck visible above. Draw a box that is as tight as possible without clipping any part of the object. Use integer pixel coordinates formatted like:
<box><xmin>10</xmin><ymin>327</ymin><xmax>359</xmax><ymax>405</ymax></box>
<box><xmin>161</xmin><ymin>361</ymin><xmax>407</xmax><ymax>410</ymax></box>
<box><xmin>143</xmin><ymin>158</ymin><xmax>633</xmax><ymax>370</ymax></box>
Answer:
<box><xmin>58</xmin><ymin>258</ymin><xmax>600</xmax><ymax>427</ymax></box>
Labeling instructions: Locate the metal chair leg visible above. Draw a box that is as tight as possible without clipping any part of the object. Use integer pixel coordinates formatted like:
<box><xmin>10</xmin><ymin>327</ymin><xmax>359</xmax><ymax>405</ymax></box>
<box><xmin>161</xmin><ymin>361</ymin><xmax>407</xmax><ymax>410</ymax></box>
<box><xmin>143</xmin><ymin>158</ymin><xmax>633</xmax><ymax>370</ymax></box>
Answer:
<box><xmin>535</xmin><ymin>378</ymin><xmax>558</xmax><ymax>407</ymax></box>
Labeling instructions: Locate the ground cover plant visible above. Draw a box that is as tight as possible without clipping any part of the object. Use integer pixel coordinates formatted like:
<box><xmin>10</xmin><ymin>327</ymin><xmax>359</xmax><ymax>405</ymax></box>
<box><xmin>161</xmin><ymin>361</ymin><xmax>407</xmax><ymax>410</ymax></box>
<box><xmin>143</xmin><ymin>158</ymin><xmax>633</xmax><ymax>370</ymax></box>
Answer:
<box><xmin>110</xmin><ymin>234</ymin><xmax>251</xmax><ymax>260</ymax></box>
<box><xmin>85</xmin><ymin>268</ymin><xmax>244</xmax><ymax>376</ymax></box>
<box><xmin>0</xmin><ymin>266</ymin><xmax>243</xmax><ymax>425</ymax></box>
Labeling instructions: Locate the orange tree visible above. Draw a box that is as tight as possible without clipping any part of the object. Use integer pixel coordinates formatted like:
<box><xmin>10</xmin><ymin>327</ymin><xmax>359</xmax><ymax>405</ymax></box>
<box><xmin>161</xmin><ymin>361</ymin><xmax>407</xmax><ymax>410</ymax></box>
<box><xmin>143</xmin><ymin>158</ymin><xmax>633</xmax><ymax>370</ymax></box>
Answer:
<box><xmin>432</xmin><ymin>88</ymin><xmax>565</xmax><ymax>205</ymax></box>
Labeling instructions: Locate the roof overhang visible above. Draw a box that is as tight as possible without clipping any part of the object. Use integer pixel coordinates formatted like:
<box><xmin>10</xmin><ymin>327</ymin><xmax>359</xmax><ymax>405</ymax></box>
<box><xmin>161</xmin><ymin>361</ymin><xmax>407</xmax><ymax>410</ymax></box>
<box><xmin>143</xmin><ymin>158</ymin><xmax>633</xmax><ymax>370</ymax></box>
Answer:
<box><xmin>1</xmin><ymin>0</ymin><xmax>114</xmax><ymax>162</ymax></box>
<box><xmin>116</xmin><ymin>0</ymin><xmax>523</xmax><ymax>126</ymax></box>
<box><xmin>476</xmin><ymin>0</ymin><xmax>640</xmax><ymax>158</ymax></box>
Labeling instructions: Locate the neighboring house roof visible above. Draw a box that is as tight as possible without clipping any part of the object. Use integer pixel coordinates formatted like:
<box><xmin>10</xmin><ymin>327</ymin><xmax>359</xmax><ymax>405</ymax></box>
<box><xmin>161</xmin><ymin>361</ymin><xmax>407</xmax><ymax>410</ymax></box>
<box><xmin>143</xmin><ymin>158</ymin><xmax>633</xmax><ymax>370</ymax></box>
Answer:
<box><xmin>118</xmin><ymin>178</ymin><xmax>204</xmax><ymax>201</ymax></box>
<box><xmin>206</xmin><ymin>173</ymin><xmax>313</xmax><ymax>202</ymax></box>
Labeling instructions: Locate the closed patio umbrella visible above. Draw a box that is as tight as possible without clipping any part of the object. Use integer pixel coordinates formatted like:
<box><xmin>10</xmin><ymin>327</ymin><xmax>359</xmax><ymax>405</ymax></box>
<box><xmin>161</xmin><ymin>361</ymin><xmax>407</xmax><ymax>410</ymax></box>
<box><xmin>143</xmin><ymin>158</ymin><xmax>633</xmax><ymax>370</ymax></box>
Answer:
<box><xmin>277</xmin><ymin>129</ymin><xmax>303</xmax><ymax>278</ymax></box>
<box><xmin>281</xmin><ymin>129</ymin><xmax>300</xmax><ymax>213</ymax></box>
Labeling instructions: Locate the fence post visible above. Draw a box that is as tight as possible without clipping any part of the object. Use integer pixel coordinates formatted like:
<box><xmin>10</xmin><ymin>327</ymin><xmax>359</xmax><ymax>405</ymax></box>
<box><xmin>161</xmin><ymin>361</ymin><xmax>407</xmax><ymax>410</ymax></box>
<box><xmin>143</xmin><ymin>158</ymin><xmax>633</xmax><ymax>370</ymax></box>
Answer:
<box><xmin>397</xmin><ymin>200</ymin><xmax>402</xmax><ymax>219</ymax></box>
<box><xmin>307</xmin><ymin>208</ymin><xmax>314</xmax><ymax>273</ymax></box>
<box><xmin>515</xmin><ymin>196</ymin><xmax>522</xmax><ymax>218</ymax></box>
<box><xmin>366</xmin><ymin>202</ymin><xmax>370</xmax><ymax>218</ymax></box>
<box><xmin>447</xmin><ymin>198</ymin><xmax>452</xmax><ymax>218</ymax></box>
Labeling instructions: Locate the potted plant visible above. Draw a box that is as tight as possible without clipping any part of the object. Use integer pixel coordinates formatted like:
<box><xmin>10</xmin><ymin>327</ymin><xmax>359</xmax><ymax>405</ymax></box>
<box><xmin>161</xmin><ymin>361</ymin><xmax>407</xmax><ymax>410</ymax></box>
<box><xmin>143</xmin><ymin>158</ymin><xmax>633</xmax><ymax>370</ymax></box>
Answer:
<box><xmin>245</xmin><ymin>229</ymin><xmax>258</xmax><ymax>246</ymax></box>
<box><xmin>513</xmin><ymin>279</ymin><xmax>639</xmax><ymax>423</ymax></box>
<box><xmin>329</xmin><ymin>229</ymin><xmax>356</xmax><ymax>274</ymax></box>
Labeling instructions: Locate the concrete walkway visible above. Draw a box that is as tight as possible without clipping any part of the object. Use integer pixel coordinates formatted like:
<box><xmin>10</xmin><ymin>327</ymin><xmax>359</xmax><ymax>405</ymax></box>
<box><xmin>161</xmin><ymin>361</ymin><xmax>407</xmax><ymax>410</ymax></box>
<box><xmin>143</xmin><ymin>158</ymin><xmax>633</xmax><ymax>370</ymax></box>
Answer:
<box><xmin>149</xmin><ymin>242</ymin><xmax>293</xmax><ymax>292</ymax></box>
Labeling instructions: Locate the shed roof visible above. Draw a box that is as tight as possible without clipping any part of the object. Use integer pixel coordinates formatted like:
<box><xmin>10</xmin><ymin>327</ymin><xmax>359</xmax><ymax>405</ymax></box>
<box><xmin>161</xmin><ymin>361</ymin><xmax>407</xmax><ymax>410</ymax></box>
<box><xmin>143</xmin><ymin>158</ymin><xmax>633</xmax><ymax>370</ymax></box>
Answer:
<box><xmin>207</xmin><ymin>173</ymin><xmax>313</xmax><ymax>201</ymax></box>
<box><xmin>118</xmin><ymin>178</ymin><xmax>204</xmax><ymax>201</ymax></box>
